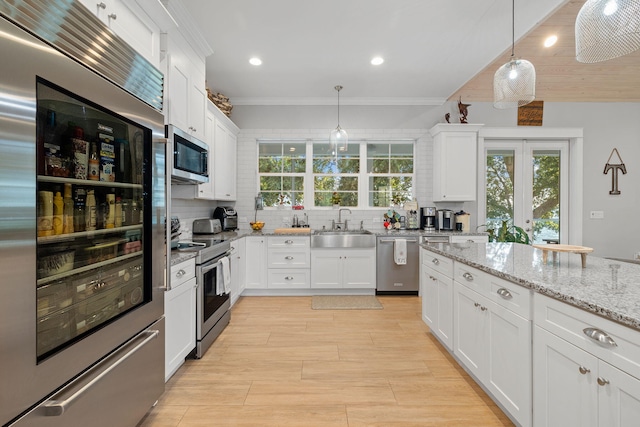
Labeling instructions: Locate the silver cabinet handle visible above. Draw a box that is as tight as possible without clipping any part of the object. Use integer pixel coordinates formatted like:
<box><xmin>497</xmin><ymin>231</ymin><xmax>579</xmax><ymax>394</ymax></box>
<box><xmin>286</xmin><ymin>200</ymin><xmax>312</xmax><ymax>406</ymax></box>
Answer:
<box><xmin>285</xmin><ymin>256</ymin><xmax>294</xmax><ymax>260</ymax></box>
<box><xmin>583</xmin><ymin>328</ymin><xmax>617</xmax><ymax>347</ymax></box>
<box><xmin>285</xmin><ymin>240</ymin><xmax>294</xmax><ymax>244</ymax></box>
<box><xmin>285</xmin><ymin>276</ymin><xmax>294</xmax><ymax>280</ymax></box>
<box><xmin>597</xmin><ymin>377</ymin><xmax>610</xmax><ymax>386</ymax></box>
<box><xmin>431</xmin><ymin>258</ymin><xmax>440</xmax><ymax>265</ymax></box>
<box><xmin>462</xmin><ymin>272</ymin><xmax>474</xmax><ymax>281</ymax></box>
<box><xmin>175</xmin><ymin>269</ymin><xmax>186</xmax><ymax>278</ymax></box>
<box><xmin>108</xmin><ymin>13</ymin><xmax>117</xmax><ymax>20</ymax></box>
<box><xmin>97</xmin><ymin>2</ymin><xmax>106</xmax><ymax>9</ymax></box>
<box><xmin>474</xmin><ymin>302</ymin><xmax>480</xmax><ymax>308</ymax></box>
<box><xmin>43</xmin><ymin>330</ymin><xmax>159</xmax><ymax>416</ymax></box>
<box><xmin>480</xmin><ymin>306</ymin><xmax>488</xmax><ymax>311</ymax></box>
<box><xmin>497</xmin><ymin>288</ymin><xmax>512</xmax><ymax>299</ymax></box>
<box><xmin>579</xmin><ymin>366</ymin><xmax>591</xmax><ymax>375</ymax></box>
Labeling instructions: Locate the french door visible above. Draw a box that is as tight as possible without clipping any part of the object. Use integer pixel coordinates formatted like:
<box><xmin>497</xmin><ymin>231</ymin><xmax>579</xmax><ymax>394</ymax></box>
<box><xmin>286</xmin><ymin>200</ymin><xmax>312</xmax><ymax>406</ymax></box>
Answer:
<box><xmin>479</xmin><ymin>139</ymin><xmax>569</xmax><ymax>244</ymax></box>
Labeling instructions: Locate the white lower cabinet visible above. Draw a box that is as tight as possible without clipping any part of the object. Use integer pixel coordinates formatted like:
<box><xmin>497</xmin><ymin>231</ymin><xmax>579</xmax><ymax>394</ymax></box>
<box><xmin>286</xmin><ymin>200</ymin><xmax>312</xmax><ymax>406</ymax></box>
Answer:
<box><xmin>229</xmin><ymin>237</ymin><xmax>245</xmax><ymax>306</ymax></box>
<box><xmin>420</xmin><ymin>267</ymin><xmax>453</xmax><ymax>350</ymax></box>
<box><xmin>310</xmin><ymin>248</ymin><xmax>376</xmax><ymax>289</ymax></box>
<box><xmin>165</xmin><ymin>258</ymin><xmax>197</xmax><ymax>382</ymax></box>
<box><xmin>244</xmin><ymin>236</ymin><xmax>266</xmax><ymax>289</ymax></box>
<box><xmin>533</xmin><ymin>294</ymin><xmax>640</xmax><ymax>427</ymax></box>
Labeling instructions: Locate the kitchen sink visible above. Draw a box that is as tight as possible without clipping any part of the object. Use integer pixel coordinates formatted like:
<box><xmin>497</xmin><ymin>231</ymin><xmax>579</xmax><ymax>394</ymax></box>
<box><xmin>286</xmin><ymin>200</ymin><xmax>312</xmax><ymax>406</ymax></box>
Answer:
<box><xmin>311</xmin><ymin>230</ymin><xmax>376</xmax><ymax>248</ymax></box>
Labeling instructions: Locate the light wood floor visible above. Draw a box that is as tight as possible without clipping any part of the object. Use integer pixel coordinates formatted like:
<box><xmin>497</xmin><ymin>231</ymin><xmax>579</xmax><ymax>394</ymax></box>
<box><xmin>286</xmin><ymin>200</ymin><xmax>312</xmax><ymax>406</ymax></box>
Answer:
<box><xmin>138</xmin><ymin>296</ymin><xmax>513</xmax><ymax>427</ymax></box>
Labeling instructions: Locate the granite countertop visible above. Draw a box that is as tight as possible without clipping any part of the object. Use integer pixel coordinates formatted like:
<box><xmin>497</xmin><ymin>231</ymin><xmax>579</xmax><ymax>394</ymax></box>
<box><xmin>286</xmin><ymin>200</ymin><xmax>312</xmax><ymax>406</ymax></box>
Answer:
<box><xmin>421</xmin><ymin>242</ymin><xmax>640</xmax><ymax>331</ymax></box>
<box><xmin>238</xmin><ymin>229</ymin><xmax>487</xmax><ymax>237</ymax></box>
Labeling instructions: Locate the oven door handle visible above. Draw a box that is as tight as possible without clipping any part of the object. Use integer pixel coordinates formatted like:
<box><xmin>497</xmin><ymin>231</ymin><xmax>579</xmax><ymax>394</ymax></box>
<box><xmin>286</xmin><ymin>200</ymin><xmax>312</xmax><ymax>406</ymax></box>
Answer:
<box><xmin>200</xmin><ymin>251</ymin><xmax>233</xmax><ymax>274</ymax></box>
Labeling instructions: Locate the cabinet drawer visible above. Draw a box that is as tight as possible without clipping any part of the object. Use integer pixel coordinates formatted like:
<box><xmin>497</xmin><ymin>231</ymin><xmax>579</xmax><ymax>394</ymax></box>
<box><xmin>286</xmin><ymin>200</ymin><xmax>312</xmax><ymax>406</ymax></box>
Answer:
<box><xmin>421</xmin><ymin>249</ymin><xmax>454</xmax><ymax>277</ymax></box>
<box><xmin>453</xmin><ymin>262</ymin><xmax>489</xmax><ymax>294</ymax></box>
<box><xmin>534</xmin><ymin>293</ymin><xmax>640</xmax><ymax>380</ymax></box>
<box><xmin>170</xmin><ymin>258</ymin><xmax>196</xmax><ymax>288</ymax></box>
<box><xmin>267</xmin><ymin>249</ymin><xmax>310</xmax><ymax>268</ymax></box>
<box><xmin>267</xmin><ymin>270</ymin><xmax>310</xmax><ymax>289</ymax></box>
<box><xmin>487</xmin><ymin>275</ymin><xmax>532</xmax><ymax>320</ymax></box>
<box><xmin>268</xmin><ymin>236</ymin><xmax>309</xmax><ymax>248</ymax></box>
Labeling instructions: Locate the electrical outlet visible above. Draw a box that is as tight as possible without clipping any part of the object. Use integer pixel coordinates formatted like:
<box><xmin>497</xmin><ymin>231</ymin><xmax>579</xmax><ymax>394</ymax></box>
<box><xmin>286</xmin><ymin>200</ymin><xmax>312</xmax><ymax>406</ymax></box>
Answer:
<box><xmin>589</xmin><ymin>211</ymin><xmax>604</xmax><ymax>219</ymax></box>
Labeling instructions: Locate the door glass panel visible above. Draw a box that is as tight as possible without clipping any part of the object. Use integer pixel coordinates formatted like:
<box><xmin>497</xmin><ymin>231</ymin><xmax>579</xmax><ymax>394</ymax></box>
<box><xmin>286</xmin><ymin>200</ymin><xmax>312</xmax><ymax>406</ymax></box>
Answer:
<box><xmin>532</xmin><ymin>149</ymin><xmax>561</xmax><ymax>244</ymax></box>
<box><xmin>485</xmin><ymin>149</ymin><xmax>515</xmax><ymax>229</ymax></box>
<box><xmin>35</xmin><ymin>78</ymin><xmax>149</xmax><ymax>361</ymax></box>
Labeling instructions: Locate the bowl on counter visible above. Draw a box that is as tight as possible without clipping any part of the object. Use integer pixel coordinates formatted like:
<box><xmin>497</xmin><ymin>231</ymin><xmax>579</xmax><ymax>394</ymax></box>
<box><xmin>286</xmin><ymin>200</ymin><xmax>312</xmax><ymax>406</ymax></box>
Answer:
<box><xmin>250</xmin><ymin>221</ymin><xmax>265</xmax><ymax>231</ymax></box>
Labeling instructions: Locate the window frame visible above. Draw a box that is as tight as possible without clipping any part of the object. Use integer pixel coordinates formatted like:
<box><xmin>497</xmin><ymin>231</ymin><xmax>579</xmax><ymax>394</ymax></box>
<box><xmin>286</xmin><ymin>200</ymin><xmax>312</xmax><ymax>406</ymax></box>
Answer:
<box><xmin>257</xmin><ymin>138</ymin><xmax>416</xmax><ymax>209</ymax></box>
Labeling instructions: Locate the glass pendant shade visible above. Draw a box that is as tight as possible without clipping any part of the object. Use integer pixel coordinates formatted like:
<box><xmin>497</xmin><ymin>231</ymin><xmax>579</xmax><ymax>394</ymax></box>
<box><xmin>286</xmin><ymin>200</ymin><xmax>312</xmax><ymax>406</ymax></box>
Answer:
<box><xmin>576</xmin><ymin>0</ymin><xmax>640</xmax><ymax>63</ymax></box>
<box><xmin>329</xmin><ymin>85</ymin><xmax>347</xmax><ymax>157</ymax></box>
<box><xmin>493</xmin><ymin>0</ymin><xmax>536</xmax><ymax>109</ymax></box>
<box><xmin>493</xmin><ymin>57</ymin><xmax>536</xmax><ymax>109</ymax></box>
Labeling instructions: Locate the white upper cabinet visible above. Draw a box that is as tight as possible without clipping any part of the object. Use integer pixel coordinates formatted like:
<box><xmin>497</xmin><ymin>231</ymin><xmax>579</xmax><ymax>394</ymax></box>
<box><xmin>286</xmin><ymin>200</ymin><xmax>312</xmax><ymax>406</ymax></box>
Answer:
<box><xmin>212</xmin><ymin>108</ymin><xmax>239</xmax><ymax>201</ymax></box>
<box><xmin>430</xmin><ymin>123</ymin><xmax>483</xmax><ymax>202</ymax></box>
<box><xmin>78</xmin><ymin>0</ymin><xmax>161</xmax><ymax>68</ymax></box>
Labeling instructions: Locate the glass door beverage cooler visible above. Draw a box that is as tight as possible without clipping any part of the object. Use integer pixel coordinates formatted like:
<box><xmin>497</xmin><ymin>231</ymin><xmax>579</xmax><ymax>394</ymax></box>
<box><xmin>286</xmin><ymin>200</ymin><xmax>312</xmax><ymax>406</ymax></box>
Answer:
<box><xmin>0</xmin><ymin>2</ymin><xmax>166</xmax><ymax>426</ymax></box>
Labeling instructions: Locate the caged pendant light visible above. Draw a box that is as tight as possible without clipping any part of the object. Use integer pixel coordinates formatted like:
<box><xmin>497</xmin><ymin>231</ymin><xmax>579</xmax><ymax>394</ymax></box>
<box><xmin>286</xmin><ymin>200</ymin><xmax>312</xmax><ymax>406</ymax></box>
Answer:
<box><xmin>493</xmin><ymin>0</ymin><xmax>536</xmax><ymax>109</ymax></box>
<box><xmin>329</xmin><ymin>85</ymin><xmax>348</xmax><ymax>158</ymax></box>
<box><xmin>575</xmin><ymin>0</ymin><xmax>640</xmax><ymax>63</ymax></box>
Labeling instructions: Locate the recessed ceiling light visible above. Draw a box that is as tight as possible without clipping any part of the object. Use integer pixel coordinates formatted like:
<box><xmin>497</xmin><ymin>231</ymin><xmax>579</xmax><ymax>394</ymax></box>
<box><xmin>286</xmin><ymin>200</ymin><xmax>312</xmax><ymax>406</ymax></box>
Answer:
<box><xmin>371</xmin><ymin>56</ymin><xmax>384</xmax><ymax>65</ymax></box>
<box><xmin>249</xmin><ymin>57</ymin><xmax>262</xmax><ymax>66</ymax></box>
<box><xmin>544</xmin><ymin>35</ymin><xmax>558</xmax><ymax>48</ymax></box>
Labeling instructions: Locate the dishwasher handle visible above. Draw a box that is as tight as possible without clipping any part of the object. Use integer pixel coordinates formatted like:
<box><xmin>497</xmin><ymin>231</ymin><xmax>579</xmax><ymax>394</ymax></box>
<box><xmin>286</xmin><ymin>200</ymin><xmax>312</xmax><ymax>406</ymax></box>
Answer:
<box><xmin>379</xmin><ymin>238</ymin><xmax>418</xmax><ymax>244</ymax></box>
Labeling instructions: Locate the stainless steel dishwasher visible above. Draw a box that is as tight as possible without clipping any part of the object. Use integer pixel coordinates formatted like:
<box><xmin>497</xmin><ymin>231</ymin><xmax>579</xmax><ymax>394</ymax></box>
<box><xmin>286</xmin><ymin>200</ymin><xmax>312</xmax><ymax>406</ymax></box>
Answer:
<box><xmin>376</xmin><ymin>235</ymin><xmax>420</xmax><ymax>294</ymax></box>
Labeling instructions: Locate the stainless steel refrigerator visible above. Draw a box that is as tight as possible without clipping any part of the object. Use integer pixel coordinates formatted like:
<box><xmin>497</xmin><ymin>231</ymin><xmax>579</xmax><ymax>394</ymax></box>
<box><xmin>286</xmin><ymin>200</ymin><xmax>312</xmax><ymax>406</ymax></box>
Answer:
<box><xmin>0</xmin><ymin>2</ymin><xmax>166</xmax><ymax>426</ymax></box>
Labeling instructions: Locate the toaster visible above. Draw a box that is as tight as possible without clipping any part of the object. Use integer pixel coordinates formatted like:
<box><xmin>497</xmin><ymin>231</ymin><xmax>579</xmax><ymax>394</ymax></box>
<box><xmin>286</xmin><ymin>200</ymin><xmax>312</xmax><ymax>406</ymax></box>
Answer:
<box><xmin>192</xmin><ymin>218</ymin><xmax>222</xmax><ymax>235</ymax></box>
<box><xmin>213</xmin><ymin>206</ymin><xmax>238</xmax><ymax>231</ymax></box>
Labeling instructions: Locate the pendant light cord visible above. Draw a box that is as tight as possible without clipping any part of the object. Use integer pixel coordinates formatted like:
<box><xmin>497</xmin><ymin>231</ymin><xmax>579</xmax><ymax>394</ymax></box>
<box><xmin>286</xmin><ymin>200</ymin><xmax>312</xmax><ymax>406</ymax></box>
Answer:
<box><xmin>510</xmin><ymin>0</ymin><xmax>515</xmax><ymax>58</ymax></box>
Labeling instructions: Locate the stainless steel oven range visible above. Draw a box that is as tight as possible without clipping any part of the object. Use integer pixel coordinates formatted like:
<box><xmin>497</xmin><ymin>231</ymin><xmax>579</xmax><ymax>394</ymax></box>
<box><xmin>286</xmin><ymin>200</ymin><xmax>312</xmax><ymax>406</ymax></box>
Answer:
<box><xmin>190</xmin><ymin>222</ymin><xmax>232</xmax><ymax>358</ymax></box>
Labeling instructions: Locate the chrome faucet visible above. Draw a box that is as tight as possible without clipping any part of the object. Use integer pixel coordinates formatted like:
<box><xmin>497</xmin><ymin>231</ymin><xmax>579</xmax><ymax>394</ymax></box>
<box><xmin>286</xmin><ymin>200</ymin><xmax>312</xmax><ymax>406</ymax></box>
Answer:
<box><xmin>334</xmin><ymin>208</ymin><xmax>351</xmax><ymax>230</ymax></box>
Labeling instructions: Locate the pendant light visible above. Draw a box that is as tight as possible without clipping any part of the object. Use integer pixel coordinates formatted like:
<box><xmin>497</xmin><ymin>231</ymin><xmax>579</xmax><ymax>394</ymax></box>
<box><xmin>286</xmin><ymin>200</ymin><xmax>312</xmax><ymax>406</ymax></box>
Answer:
<box><xmin>329</xmin><ymin>85</ymin><xmax>347</xmax><ymax>157</ymax></box>
<box><xmin>576</xmin><ymin>0</ymin><xmax>640</xmax><ymax>63</ymax></box>
<box><xmin>493</xmin><ymin>0</ymin><xmax>536</xmax><ymax>109</ymax></box>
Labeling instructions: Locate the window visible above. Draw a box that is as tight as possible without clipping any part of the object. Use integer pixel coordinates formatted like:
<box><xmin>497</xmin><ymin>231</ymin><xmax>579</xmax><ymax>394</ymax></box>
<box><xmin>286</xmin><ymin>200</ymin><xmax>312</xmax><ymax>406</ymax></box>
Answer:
<box><xmin>257</xmin><ymin>139</ymin><xmax>415</xmax><ymax>208</ymax></box>
<box><xmin>258</xmin><ymin>142</ymin><xmax>305</xmax><ymax>207</ymax></box>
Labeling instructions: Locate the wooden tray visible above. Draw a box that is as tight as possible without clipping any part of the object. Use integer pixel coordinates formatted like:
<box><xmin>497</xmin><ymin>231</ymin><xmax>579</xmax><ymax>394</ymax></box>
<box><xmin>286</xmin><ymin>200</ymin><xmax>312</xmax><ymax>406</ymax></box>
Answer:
<box><xmin>532</xmin><ymin>244</ymin><xmax>593</xmax><ymax>268</ymax></box>
<box><xmin>274</xmin><ymin>227</ymin><xmax>311</xmax><ymax>234</ymax></box>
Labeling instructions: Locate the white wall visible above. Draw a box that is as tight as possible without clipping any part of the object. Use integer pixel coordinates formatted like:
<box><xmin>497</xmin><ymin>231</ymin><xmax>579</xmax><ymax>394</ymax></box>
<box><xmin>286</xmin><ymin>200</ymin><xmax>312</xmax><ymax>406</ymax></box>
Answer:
<box><xmin>229</xmin><ymin>101</ymin><xmax>640</xmax><ymax>259</ymax></box>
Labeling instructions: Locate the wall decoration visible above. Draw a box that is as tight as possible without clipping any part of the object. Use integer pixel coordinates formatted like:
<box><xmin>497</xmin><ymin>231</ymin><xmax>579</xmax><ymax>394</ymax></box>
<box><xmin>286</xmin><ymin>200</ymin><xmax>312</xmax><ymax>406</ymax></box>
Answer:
<box><xmin>603</xmin><ymin>148</ymin><xmax>626</xmax><ymax>195</ymax></box>
<box><xmin>458</xmin><ymin>97</ymin><xmax>471</xmax><ymax>124</ymax></box>
<box><xmin>517</xmin><ymin>100</ymin><xmax>544</xmax><ymax>126</ymax></box>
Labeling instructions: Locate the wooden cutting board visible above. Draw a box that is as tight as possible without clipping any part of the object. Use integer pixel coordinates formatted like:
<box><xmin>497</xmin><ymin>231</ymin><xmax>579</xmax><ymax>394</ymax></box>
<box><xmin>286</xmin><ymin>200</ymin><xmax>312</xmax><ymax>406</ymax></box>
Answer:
<box><xmin>274</xmin><ymin>228</ymin><xmax>312</xmax><ymax>234</ymax></box>
<box><xmin>533</xmin><ymin>244</ymin><xmax>593</xmax><ymax>268</ymax></box>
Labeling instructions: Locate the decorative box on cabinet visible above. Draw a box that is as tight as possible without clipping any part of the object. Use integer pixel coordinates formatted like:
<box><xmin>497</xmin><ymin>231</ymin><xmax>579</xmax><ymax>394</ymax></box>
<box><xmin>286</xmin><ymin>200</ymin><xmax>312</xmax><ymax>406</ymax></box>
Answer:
<box><xmin>429</xmin><ymin>123</ymin><xmax>483</xmax><ymax>202</ymax></box>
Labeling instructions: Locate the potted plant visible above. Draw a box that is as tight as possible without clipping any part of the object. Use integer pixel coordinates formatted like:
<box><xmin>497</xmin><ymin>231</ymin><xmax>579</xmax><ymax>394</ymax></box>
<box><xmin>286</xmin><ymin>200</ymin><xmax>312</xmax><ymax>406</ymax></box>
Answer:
<box><xmin>478</xmin><ymin>219</ymin><xmax>530</xmax><ymax>244</ymax></box>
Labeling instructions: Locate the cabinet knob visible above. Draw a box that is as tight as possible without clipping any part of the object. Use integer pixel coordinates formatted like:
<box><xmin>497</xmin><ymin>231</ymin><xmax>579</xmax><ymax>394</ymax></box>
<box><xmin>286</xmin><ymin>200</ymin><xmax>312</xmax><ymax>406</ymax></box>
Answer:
<box><xmin>497</xmin><ymin>288</ymin><xmax>512</xmax><ymax>299</ymax></box>
<box><xmin>97</xmin><ymin>2</ymin><xmax>106</xmax><ymax>9</ymax></box>
<box><xmin>285</xmin><ymin>240</ymin><xmax>294</xmax><ymax>244</ymax></box>
<box><xmin>463</xmin><ymin>272</ymin><xmax>474</xmax><ymax>281</ymax></box>
<box><xmin>480</xmin><ymin>306</ymin><xmax>488</xmax><ymax>311</ymax></box>
<box><xmin>285</xmin><ymin>276</ymin><xmax>293</xmax><ymax>280</ymax></box>
<box><xmin>431</xmin><ymin>258</ymin><xmax>440</xmax><ymax>265</ymax></box>
<box><xmin>474</xmin><ymin>302</ymin><xmax>480</xmax><ymax>308</ymax></box>
<box><xmin>285</xmin><ymin>256</ymin><xmax>293</xmax><ymax>260</ymax></box>
<box><xmin>578</xmin><ymin>366</ymin><xmax>591</xmax><ymax>375</ymax></box>
<box><xmin>583</xmin><ymin>327</ymin><xmax>617</xmax><ymax>347</ymax></box>
<box><xmin>176</xmin><ymin>269</ymin><xmax>185</xmax><ymax>277</ymax></box>
<box><xmin>108</xmin><ymin>13</ymin><xmax>117</xmax><ymax>21</ymax></box>
<box><xmin>597</xmin><ymin>377</ymin><xmax>610</xmax><ymax>386</ymax></box>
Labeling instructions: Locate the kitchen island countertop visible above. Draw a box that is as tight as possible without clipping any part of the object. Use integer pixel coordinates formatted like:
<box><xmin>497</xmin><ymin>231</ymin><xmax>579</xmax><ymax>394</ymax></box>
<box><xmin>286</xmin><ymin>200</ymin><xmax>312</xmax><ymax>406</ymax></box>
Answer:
<box><xmin>421</xmin><ymin>242</ymin><xmax>640</xmax><ymax>331</ymax></box>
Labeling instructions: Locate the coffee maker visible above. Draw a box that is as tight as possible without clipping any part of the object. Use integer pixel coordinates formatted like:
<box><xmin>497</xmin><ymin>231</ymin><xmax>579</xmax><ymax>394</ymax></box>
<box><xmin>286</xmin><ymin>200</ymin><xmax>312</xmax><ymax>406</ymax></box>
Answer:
<box><xmin>420</xmin><ymin>207</ymin><xmax>437</xmax><ymax>231</ymax></box>
<box><xmin>437</xmin><ymin>209</ymin><xmax>455</xmax><ymax>231</ymax></box>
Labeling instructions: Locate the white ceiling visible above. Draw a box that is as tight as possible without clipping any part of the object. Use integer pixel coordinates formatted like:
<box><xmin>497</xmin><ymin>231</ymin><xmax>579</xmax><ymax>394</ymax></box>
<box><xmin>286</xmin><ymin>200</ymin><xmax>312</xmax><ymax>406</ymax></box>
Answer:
<box><xmin>182</xmin><ymin>0</ymin><xmax>568</xmax><ymax>106</ymax></box>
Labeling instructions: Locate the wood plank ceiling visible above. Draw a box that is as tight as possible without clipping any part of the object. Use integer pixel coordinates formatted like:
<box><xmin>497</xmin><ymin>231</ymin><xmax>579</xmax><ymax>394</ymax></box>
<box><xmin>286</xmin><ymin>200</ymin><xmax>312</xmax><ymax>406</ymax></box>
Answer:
<box><xmin>450</xmin><ymin>0</ymin><xmax>640</xmax><ymax>103</ymax></box>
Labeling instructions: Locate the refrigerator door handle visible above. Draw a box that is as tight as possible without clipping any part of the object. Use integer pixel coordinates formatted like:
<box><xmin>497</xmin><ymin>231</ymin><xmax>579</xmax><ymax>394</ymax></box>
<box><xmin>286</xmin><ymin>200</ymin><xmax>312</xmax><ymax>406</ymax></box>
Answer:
<box><xmin>42</xmin><ymin>329</ymin><xmax>160</xmax><ymax>416</ymax></box>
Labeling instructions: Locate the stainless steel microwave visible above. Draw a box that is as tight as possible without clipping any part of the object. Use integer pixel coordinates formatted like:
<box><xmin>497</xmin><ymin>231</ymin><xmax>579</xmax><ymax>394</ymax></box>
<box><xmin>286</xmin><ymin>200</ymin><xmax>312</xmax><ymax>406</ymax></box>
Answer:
<box><xmin>166</xmin><ymin>124</ymin><xmax>209</xmax><ymax>184</ymax></box>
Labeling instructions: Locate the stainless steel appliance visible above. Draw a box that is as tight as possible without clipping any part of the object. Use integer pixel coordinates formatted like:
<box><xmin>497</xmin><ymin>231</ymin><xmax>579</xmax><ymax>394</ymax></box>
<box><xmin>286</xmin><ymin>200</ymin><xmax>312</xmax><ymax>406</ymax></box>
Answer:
<box><xmin>437</xmin><ymin>209</ymin><xmax>455</xmax><ymax>231</ymax></box>
<box><xmin>1</xmin><ymin>3</ymin><xmax>165</xmax><ymax>426</ymax></box>
<box><xmin>421</xmin><ymin>207</ymin><xmax>437</xmax><ymax>231</ymax></box>
<box><xmin>376</xmin><ymin>236</ymin><xmax>420</xmax><ymax>294</ymax></box>
<box><xmin>213</xmin><ymin>206</ymin><xmax>238</xmax><ymax>231</ymax></box>
<box><xmin>166</xmin><ymin>124</ymin><xmax>209</xmax><ymax>185</ymax></box>
<box><xmin>189</xmin><ymin>219</ymin><xmax>232</xmax><ymax>358</ymax></box>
